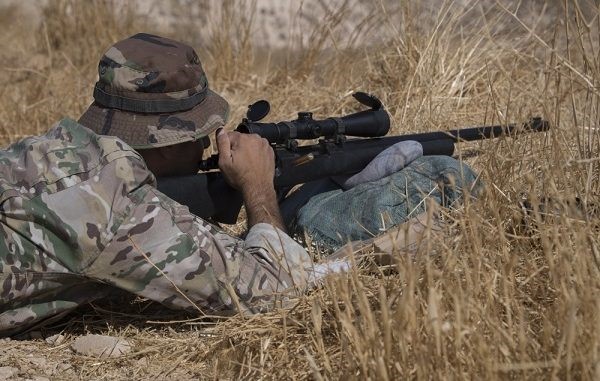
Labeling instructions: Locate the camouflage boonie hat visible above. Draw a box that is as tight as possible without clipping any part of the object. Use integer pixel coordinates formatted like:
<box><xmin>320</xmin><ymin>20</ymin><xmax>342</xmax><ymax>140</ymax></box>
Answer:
<box><xmin>78</xmin><ymin>33</ymin><xmax>229</xmax><ymax>149</ymax></box>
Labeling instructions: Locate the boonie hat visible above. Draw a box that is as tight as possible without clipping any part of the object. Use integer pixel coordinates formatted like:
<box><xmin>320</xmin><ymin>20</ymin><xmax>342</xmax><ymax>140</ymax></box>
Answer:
<box><xmin>78</xmin><ymin>33</ymin><xmax>229</xmax><ymax>149</ymax></box>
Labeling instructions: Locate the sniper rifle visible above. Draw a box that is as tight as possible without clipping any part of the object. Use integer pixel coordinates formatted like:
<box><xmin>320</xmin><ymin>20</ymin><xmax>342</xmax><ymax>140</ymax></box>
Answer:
<box><xmin>156</xmin><ymin>92</ymin><xmax>549</xmax><ymax>224</ymax></box>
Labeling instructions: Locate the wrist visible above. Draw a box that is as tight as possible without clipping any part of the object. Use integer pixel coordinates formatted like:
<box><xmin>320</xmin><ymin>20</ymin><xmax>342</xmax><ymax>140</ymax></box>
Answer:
<box><xmin>241</xmin><ymin>185</ymin><xmax>277</xmax><ymax>208</ymax></box>
<box><xmin>241</xmin><ymin>181</ymin><xmax>286</xmax><ymax>231</ymax></box>
<box><xmin>241</xmin><ymin>181</ymin><xmax>277</xmax><ymax>205</ymax></box>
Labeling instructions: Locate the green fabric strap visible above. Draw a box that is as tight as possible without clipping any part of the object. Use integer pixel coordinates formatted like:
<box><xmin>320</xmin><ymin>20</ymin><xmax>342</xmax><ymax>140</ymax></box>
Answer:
<box><xmin>93</xmin><ymin>84</ymin><xmax>207</xmax><ymax>113</ymax></box>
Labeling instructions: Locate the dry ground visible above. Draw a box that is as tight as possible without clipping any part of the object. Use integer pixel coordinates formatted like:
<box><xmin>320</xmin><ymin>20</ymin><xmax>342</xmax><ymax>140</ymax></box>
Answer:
<box><xmin>0</xmin><ymin>0</ymin><xmax>599</xmax><ymax>380</ymax></box>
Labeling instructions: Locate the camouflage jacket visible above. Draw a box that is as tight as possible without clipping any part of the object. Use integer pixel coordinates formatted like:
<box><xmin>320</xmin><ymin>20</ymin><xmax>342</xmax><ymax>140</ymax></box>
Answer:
<box><xmin>0</xmin><ymin>119</ymin><xmax>313</xmax><ymax>336</ymax></box>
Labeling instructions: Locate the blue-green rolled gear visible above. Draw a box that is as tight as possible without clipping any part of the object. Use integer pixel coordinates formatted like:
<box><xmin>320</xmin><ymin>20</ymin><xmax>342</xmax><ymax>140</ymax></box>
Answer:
<box><xmin>292</xmin><ymin>155</ymin><xmax>482</xmax><ymax>250</ymax></box>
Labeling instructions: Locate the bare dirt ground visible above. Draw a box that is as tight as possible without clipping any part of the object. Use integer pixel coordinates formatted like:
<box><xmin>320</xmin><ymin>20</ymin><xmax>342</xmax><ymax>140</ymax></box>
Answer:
<box><xmin>0</xmin><ymin>0</ymin><xmax>599</xmax><ymax>380</ymax></box>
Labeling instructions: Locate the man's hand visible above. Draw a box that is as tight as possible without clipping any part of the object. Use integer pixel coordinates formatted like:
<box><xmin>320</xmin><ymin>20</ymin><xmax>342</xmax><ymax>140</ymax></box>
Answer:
<box><xmin>216</xmin><ymin>129</ymin><xmax>286</xmax><ymax>231</ymax></box>
<box><xmin>216</xmin><ymin>129</ymin><xmax>275</xmax><ymax>191</ymax></box>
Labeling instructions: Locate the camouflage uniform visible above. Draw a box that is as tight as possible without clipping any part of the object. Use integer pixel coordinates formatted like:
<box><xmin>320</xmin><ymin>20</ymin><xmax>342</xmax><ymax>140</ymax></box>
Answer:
<box><xmin>0</xmin><ymin>119</ymin><xmax>313</xmax><ymax>336</ymax></box>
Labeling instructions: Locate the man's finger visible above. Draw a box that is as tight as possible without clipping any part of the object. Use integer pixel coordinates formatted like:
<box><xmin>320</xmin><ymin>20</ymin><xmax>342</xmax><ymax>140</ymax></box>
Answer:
<box><xmin>227</xmin><ymin>131</ymin><xmax>242</xmax><ymax>150</ymax></box>
<box><xmin>216</xmin><ymin>129</ymin><xmax>232</xmax><ymax>165</ymax></box>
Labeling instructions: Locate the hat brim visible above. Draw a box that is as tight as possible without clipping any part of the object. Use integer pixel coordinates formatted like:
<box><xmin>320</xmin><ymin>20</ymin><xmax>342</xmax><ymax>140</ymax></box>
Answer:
<box><xmin>78</xmin><ymin>89</ymin><xmax>229</xmax><ymax>149</ymax></box>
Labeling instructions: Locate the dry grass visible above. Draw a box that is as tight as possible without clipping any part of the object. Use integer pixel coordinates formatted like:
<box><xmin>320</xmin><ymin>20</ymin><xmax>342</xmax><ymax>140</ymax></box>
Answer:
<box><xmin>0</xmin><ymin>0</ymin><xmax>599</xmax><ymax>379</ymax></box>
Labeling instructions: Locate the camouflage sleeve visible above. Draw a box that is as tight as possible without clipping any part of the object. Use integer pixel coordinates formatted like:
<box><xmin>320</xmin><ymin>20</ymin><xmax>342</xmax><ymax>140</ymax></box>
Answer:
<box><xmin>83</xmin><ymin>185</ymin><xmax>314</xmax><ymax>315</ymax></box>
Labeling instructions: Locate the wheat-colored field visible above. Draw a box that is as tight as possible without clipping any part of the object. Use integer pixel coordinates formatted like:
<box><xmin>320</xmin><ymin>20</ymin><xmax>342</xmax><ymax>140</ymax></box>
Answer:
<box><xmin>0</xmin><ymin>0</ymin><xmax>598</xmax><ymax>379</ymax></box>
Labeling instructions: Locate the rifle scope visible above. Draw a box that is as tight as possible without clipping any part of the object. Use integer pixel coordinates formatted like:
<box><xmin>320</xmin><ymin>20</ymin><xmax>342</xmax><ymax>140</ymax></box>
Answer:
<box><xmin>236</xmin><ymin>93</ymin><xmax>390</xmax><ymax>143</ymax></box>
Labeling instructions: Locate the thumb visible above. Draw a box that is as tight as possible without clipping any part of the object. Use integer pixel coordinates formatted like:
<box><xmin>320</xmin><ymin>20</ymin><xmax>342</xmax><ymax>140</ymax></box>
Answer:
<box><xmin>216</xmin><ymin>128</ymin><xmax>232</xmax><ymax>166</ymax></box>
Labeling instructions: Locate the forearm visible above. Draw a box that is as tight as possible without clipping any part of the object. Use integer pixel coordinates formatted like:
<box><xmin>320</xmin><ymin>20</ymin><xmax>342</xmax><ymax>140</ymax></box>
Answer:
<box><xmin>242</xmin><ymin>184</ymin><xmax>286</xmax><ymax>232</ymax></box>
<box><xmin>216</xmin><ymin>130</ymin><xmax>285</xmax><ymax>230</ymax></box>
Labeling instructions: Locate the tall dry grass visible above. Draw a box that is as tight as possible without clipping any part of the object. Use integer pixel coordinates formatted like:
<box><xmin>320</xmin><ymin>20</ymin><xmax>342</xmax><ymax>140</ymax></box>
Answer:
<box><xmin>0</xmin><ymin>0</ymin><xmax>598</xmax><ymax>379</ymax></box>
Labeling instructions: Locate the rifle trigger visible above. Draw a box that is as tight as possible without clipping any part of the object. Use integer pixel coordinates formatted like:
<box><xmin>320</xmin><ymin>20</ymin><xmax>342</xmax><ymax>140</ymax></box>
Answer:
<box><xmin>293</xmin><ymin>153</ymin><xmax>315</xmax><ymax>166</ymax></box>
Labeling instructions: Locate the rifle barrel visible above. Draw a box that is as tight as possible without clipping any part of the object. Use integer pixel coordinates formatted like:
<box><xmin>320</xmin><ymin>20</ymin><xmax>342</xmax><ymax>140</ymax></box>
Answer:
<box><xmin>394</xmin><ymin>117</ymin><xmax>549</xmax><ymax>143</ymax></box>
